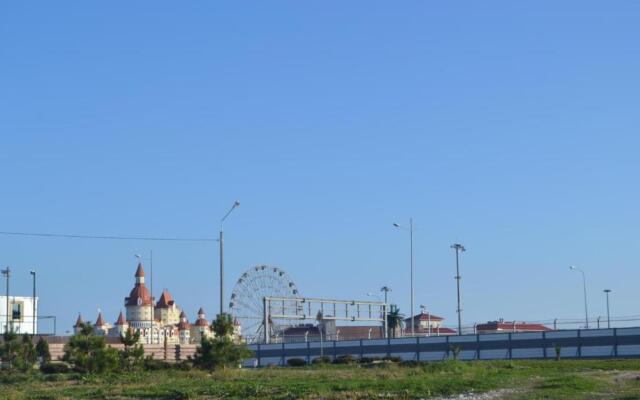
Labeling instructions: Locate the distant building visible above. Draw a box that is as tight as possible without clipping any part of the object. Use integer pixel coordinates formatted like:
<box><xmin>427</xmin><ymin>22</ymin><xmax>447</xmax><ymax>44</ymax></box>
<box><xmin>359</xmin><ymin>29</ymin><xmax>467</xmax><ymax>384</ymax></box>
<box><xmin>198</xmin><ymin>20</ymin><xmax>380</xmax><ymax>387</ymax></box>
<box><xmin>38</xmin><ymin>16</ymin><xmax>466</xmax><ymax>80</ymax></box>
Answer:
<box><xmin>72</xmin><ymin>262</ymin><xmax>233</xmax><ymax>344</ymax></box>
<box><xmin>0</xmin><ymin>295</ymin><xmax>38</xmax><ymax>335</ymax></box>
<box><xmin>404</xmin><ymin>310</ymin><xmax>457</xmax><ymax>336</ymax></box>
<box><xmin>476</xmin><ymin>319</ymin><xmax>552</xmax><ymax>334</ymax></box>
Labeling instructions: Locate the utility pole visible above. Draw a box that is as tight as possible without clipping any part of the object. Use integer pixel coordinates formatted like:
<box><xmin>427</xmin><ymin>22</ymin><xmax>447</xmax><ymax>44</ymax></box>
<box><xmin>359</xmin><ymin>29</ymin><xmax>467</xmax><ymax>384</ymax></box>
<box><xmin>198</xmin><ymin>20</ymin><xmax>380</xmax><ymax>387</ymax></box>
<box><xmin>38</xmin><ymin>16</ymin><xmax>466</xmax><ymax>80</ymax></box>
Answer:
<box><xmin>2</xmin><ymin>267</ymin><xmax>10</xmax><ymax>333</ymax></box>
<box><xmin>603</xmin><ymin>289</ymin><xmax>612</xmax><ymax>329</ymax></box>
<box><xmin>220</xmin><ymin>201</ymin><xmax>240</xmax><ymax>316</ymax></box>
<box><xmin>30</xmin><ymin>270</ymin><xmax>36</xmax><ymax>335</ymax></box>
<box><xmin>451</xmin><ymin>244</ymin><xmax>466</xmax><ymax>335</ymax></box>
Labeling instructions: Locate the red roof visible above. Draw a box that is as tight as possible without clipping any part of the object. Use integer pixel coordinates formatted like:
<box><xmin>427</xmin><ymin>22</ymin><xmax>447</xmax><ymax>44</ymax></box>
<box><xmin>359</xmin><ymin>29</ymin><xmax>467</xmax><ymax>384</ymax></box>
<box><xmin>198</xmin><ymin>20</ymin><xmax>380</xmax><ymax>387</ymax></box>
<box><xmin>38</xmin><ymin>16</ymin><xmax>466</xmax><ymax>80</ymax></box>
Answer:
<box><xmin>476</xmin><ymin>321</ymin><xmax>552</xmax><ymax>332</ymax></box>
<box><xmin>405</xmin><ymin>312</ymin><xmax>444</xmax><ymax>322</ymax></box>
<box><xmin>135</xmin><ymin>263</ymin><xmax>145</xmax><ymax>278</ymax></box>
<box><xmin>155</xmin><ymin>289</ymin><xmax>175</xmax><ymax>308</ymax></box>
<box><xmin>125</xmin><ymin>284</ymin><xmax>153</xmax><ymax>306</ymax></box>
<box><xmin>177</xmin><ymin>311</ymin><xmax>191</xmax><ymax>330</ymax></box>
<box><xmin>115</xmin><ymin>311</ymin><xmax>127</xmax><ymax>326</ymax></box>
<box><xmin>74</xmin><ymin>313</ymin><xmax>84</xmax><ymax>327</ymax></box>
<box><xmin>95</xmin><ymin>312</ymin><xmax>106</xmax><ymax>327</ymax></box>
<box><xmin>412</xmin><ymin>326</ymin><xmax>457</xmax><ymax>335</ymax></box>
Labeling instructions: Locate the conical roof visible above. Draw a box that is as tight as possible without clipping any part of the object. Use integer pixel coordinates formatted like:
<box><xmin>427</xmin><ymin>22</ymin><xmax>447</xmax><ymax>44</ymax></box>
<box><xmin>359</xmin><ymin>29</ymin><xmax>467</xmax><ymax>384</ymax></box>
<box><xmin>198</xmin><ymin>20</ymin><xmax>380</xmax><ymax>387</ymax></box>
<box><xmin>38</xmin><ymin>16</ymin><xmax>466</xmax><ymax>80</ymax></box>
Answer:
<box><xmin>74</xmin><ymin>313</ymin><xmax>84</xmax><ymax>327</ymax></box>
<box><xmin>135</xmin><ymin>263</ymin><xmax>145</xmax><ymax>278</ymax></box>
<box><xmin>95</xmin><ymin>311</ymin><xmax>106</xmax><ymax>326</ymax></box>
<box><xmin>115</xmin><ymin>311</ymin><xmax>127</xmax><ymax>325</ymax></box>
<box><xmin>155</xmin><ymin>289</ymin><xmax>175</xmax><ymax>308</ymax></box>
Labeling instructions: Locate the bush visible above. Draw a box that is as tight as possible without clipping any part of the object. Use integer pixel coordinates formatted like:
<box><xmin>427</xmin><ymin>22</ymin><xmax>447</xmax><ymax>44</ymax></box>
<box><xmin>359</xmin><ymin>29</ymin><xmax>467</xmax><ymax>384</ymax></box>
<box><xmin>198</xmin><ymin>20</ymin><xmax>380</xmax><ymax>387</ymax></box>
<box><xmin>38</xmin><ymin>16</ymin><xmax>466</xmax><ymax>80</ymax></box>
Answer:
<box><xmin>40</xmin><ymin>362</ymin><xmax>70</xmax><ymax>374</ymax></box>
<box><xmin>36</xmin><ymin>337</ymin><xmax>51</xmax><ymax>363</ymax></box>
<box><xmin>192</xmin><ymin>313</ymin><xmax>252</xmax><ymax>370</ymax></box>
<box><xmin>62</xmin><ymin>323</ymin><xmax>120</xmax><ymax>374</ymax></box>
<box><xmin>311</xmin><ymin>356</ymin><xmax>331</xmax><ymax>365</ymax></box>
<box><xmin>359</xmin><ymin>356</ymin><xmax>382</xmax><ymax>364</ymax></box>
<box><xmin>143</xmin><ymin>358</ymin><xmax>173</xmax><ymax>371</ymax></box>
<box><xmin>332</xmin><ymin>354</ymin><xmax>357</xmax><ymax>365</ymax></box>
<box><xmin>286</xmin><ymin>358</ymin><xmax>307</xmax><ymax>367</ymax></box>
<box><xmin>0</xmin><ymin>332</ymin><xmax>38</xmax><ymax>372</ymax></box>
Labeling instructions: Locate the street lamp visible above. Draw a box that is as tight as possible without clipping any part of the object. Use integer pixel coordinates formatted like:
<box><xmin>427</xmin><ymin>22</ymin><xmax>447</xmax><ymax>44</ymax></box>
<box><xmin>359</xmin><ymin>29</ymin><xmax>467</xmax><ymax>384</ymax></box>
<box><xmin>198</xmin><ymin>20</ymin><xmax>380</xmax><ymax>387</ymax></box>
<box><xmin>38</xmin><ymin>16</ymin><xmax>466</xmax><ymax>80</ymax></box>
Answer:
<box><xmin>30</xmin><ymin>270</ymin><xmax>36</xmax><ymax>335</ymax></box>
<box><xmin>393</xmin><ymin>219</ymin><xmax>414</xmax><ymax>336</ymax></box>
<box><xmin>220</xmin><ymin>201</ymin><xmax>240</xmax><ymax>316</ymax></box>
<box><xmin>603</xmin><ymin>289</ymin><xmax>612</xmax><ymax>329</ymax></box>
<box><xmin>380</xmin><ymin>286</ymin><xmax>392</xmax><ymax>304</ymax></box>
<box><xmin>451</xmin><ymin>243</ymin><xmax>466</xmax><ymax>335</ymax></box>
<box><xmin>2</xmin><ymin>267</ymin><xmax>10</xmax><ymax>333</ymax></box>
<box><xmin>570</xmin><ymin>266</ymin><xmax>589</xmax><ymax>329</ymax></box>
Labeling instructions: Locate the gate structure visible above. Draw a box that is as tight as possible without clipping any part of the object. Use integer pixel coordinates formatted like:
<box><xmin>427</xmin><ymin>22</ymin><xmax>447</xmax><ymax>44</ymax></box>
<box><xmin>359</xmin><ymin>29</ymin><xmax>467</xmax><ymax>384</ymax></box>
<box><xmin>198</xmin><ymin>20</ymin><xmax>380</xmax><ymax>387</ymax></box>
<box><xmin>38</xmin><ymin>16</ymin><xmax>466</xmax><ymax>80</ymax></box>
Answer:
<box><xmin>262</xmin><ymin>296</ymin><xmax>388</xmax><ymax>343</ymax></box>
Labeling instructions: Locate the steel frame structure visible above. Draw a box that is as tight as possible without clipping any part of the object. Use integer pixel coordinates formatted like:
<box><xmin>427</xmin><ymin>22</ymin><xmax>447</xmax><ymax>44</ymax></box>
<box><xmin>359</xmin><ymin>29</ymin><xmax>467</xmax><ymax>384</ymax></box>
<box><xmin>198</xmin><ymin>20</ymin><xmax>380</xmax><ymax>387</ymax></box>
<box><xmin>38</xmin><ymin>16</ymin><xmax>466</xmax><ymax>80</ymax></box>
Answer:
<box><xmin>262</xmin><ymin>296</ymin><xmax>388</xmax><ymax>343</ymax></box>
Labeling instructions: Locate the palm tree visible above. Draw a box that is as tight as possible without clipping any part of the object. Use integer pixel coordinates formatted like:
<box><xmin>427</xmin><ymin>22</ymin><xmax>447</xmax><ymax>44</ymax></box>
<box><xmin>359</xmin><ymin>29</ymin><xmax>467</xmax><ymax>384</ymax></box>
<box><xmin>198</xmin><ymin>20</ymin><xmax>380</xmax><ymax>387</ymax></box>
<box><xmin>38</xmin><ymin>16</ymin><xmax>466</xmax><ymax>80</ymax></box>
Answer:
<box><xmin>387</xmin><ymin>304</ymin><xmax>405</xmax><ymax>338</ymax></box>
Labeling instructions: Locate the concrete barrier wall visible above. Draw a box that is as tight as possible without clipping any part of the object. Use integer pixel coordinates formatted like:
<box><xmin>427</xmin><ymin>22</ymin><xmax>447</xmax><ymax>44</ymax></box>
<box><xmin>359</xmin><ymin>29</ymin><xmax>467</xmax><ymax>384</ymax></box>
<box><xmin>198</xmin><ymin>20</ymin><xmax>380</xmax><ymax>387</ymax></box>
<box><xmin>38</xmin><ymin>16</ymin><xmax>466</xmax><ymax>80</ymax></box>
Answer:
<box><xmin>246</xmin><ymin>327</ymin><xmax>640</xmax><ymax>367</ymax></box>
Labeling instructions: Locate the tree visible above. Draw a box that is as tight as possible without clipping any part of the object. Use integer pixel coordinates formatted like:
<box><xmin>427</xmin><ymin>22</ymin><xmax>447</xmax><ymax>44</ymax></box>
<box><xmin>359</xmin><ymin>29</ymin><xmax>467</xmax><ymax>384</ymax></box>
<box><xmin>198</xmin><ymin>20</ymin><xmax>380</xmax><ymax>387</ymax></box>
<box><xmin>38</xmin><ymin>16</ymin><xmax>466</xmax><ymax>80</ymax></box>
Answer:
<box><xmin>120</xmin><ymin>329</ymin><xmax>144</xmax><ymax>370</ymax></box>
<box><xmin>0</xmin><ymin>332</ymin><xmax>37</xmax><ymax>372</ymax></box>
<box><xmin>387</xmin><ymin>305</ymin><xmax>405</xmax><ymax>338</ymax></box>
<box><xmin>193</xmin><ymin>313</ymin><xmax>252</xmax><ymax>370</ymax></box>
<box><xmin>63</xmin><ymin>322</ymin><xmax>120</xmax><ymax>374</ymax></box>
<box><xmin>35</xmin><ymin>337</ymin><xmax>51</xmax><ymax>363</ymax></box>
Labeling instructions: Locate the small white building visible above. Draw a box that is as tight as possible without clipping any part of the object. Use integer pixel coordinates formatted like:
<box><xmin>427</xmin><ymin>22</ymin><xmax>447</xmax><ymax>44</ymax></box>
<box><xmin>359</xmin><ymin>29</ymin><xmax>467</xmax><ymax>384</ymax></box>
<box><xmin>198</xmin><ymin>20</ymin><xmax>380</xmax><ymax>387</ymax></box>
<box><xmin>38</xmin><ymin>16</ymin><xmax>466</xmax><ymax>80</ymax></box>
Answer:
<box><xmin>0</xmin><ymin>295</ymin><xmax>38</xmax><ymax>335</ymax></box>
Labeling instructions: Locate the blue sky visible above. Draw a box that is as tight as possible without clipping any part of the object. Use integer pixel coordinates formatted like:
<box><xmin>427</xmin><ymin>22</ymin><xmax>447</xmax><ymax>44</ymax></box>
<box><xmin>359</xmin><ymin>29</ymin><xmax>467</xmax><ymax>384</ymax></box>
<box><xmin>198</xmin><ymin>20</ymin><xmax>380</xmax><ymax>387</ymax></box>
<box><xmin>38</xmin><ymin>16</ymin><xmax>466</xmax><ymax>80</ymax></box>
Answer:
<box><xmin>1</xmin><ymin>1</ymin><xmax>638</xmax><ymax>334</ymax></box>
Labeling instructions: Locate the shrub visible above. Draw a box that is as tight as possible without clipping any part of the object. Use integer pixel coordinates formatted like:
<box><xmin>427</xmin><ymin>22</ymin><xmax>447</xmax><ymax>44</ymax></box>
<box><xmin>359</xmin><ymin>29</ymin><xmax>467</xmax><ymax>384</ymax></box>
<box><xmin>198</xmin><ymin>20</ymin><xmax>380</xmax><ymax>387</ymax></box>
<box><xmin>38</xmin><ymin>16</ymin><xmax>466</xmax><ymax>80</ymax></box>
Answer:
<box><xmin>36</xmin><ymin>337</ymin><xmax>51</xmax><ymax>363</ymax></box>
<box><xmin>192</xmin><ymin>313</ymin><xmax>252</xmax><ymax>370</ymax></box>
<box><xmin>143</xmin><ymin>358</ymin><xmax>172</xmax><ymax>371</ymax></box>
<box><xmin>286</xmin><ymin>358</ymin><xmax>307</xmax><ymax>367</ymax></box>
<box><xmin>359</xmin><ymin>356</ymin><xmax>382</xmax><ymax>364</ymax></box>
<box><xmin>62</xmin><ymin>323</ymin><xmax>120</xmax><ymax>374</ymax></box>
<box><xmin>0</xmin><ymin>332</ymin><xmax>38</xmax><ymax>372</ymax></box>
<box><xmin>332</xmin><ymin>354</ymin><xmax>357</xmax><ymax>365</ymax></box>
<box><xmin>311</xmin><ymin>356</ymin><xmax>331</xmax><ymax>365</ymax></box>
<box><xmin>40</xmin><ymin>362</ymin><xmax>70</xmax><ymax>374</ymax></box>
<box><xmin>120</xmin><ymin>330</ymin><xmax>144</xmax><ymax>370</ymax></box>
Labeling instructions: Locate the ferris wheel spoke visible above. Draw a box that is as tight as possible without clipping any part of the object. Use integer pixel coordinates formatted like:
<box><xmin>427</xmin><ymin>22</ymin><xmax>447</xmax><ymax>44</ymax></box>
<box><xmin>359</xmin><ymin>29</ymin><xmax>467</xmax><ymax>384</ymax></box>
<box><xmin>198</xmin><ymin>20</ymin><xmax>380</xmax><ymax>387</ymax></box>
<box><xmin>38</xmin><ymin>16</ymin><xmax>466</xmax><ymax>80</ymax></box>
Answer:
<box><xmin>229</xmin><ymin>265</ymin><xmax>301</xmax><ymax>341</ymax></box>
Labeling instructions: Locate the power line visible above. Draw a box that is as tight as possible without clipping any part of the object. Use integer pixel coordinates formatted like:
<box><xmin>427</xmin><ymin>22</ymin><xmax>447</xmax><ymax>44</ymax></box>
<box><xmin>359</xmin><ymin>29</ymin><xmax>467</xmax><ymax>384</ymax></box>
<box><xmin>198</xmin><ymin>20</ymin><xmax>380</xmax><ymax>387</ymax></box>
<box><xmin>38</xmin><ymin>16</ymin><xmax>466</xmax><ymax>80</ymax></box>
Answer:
<box><xmin>0</xmin><ymin>231</ymin><xmax>217</xmax><ymax>242</ymax></box>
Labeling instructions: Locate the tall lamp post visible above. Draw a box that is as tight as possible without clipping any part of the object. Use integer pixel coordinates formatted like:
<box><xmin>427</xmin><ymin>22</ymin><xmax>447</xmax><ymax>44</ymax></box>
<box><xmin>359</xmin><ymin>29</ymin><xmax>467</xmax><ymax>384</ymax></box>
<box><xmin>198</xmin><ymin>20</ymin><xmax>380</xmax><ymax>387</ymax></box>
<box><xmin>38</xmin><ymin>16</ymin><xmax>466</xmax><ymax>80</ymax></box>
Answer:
<box><xmin>393</xmin><ymin>219</ymin><xmax>414</xmax><ymax>336</ymax></box>
<box><xmin>570</xmin><ymin>266</ymin><xmax>589</xmax><ymax>329</ymax></box>
<box><xmin>451</xmin><ymin>244</ymin><xmax>466</xmax><ymax>335</ymax></box>
<box><xmin>603</xmin><ymin>289</ymin><xmax>612</xmax><ymax>329</ymax></box>
<box><xmin>380</xmin><ymin>286</ymin><xmax>392</xmax><ymax>304</ymax></box>
<box><xmin>30</xmin><ymin>270</ymin><xmax>36</xmax><ymax>335</ymax></box>
<box><xmin>220</xmin><ymin>201</ymin><xmax>240</xmax><ymax>316</ymax></box>
<box><xmin>2</xmin><ymin>267</ymin><xmax>10</xmax><ymax>333</ymax></box>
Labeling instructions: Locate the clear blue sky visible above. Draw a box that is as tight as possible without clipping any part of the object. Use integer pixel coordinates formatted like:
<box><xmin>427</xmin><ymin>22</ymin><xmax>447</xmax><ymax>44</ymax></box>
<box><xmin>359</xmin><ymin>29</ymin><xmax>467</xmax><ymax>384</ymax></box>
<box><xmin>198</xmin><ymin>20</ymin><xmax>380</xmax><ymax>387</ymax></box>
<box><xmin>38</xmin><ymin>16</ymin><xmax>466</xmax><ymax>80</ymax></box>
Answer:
<box><xmin>1</xmin><ymin>1</ymin><xmax>638</xmax><ymax>334</ymax></box>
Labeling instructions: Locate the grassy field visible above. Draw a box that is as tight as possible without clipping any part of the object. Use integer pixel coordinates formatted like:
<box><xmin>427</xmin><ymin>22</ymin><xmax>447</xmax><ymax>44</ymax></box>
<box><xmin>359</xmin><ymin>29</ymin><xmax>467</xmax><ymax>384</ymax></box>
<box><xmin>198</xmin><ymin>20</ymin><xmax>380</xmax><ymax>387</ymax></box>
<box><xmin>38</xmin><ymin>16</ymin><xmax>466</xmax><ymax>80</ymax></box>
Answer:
<box><xmin>1</xmin><ymin>359</ymin><xmax>640</xmax><ymax>399</ymax></box>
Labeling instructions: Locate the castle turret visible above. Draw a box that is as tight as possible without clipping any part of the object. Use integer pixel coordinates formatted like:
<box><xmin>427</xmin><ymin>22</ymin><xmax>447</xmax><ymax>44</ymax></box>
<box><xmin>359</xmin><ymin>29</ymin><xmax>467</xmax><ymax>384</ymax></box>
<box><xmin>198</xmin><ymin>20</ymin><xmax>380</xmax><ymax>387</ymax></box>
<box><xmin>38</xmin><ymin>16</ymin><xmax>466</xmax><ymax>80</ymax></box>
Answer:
<box><xmin>114</xmin><ymin>310</ymin><xmax>129</xmax><ymax>337</ymax></box>
<box><xmin>73</xmin><ymin>313</ymin><xmax>84</xmax><ymax>335</ymax></box>
<box><xmin>124</xmin><ymin>263</ymin><xmax>153</xmax><ymax>329</ymax></box>
<box><xmin>177</xmin><ymin>311</ymin><xmax>191</xmax><ymax>344</ymax></box>
<box><xmin>191</xmin><ymin>307</ymin><xmax>212</xmax><ymax>342</ymax></box>
<box><xmin>94</xmin><ymin>311</ymin><xmax>110</xmax><ymax>336</ymax></box>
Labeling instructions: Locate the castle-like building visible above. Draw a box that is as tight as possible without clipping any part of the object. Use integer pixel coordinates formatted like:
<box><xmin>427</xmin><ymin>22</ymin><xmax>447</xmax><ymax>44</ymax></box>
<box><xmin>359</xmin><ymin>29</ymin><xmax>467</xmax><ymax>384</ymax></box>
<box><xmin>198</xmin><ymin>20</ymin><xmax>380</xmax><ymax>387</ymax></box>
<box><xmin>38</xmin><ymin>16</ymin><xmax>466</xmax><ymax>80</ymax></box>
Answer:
<box><xmin>73</xmin><ymin>263</ymin><xmax>240</xmax><ymax>344</ymax></box>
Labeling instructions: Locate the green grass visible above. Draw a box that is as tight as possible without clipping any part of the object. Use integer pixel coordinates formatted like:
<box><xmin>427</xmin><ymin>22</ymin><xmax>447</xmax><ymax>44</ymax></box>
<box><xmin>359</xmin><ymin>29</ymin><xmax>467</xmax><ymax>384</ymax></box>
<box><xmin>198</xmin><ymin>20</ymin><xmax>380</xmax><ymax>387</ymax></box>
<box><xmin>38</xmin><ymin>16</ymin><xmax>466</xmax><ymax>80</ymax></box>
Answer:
<box><xmin>1</xmin><ymin>359</ymin><xmax>640</xmax><ymax>399</ymax></box>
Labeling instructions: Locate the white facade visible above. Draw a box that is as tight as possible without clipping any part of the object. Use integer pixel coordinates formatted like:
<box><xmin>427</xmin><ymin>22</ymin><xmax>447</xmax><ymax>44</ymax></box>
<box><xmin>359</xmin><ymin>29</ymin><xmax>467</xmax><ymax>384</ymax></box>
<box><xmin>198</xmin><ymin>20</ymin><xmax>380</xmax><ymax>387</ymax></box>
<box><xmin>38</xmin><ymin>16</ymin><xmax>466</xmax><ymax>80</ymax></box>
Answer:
<box><xmin>0</xmin><ymin>295</ymin><xmax>38</xmax><ymax>334</ymax></box>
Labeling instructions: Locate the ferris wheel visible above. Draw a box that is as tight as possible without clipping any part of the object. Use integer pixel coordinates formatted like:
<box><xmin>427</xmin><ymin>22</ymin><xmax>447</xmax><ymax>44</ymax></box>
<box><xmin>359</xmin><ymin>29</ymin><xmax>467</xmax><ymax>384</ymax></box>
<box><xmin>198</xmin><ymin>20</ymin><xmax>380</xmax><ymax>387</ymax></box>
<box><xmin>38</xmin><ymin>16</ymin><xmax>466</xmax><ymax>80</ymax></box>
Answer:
<box><xmin>229</xmin><ymin>265</ymin><xmax>300</xmax><ymax>343</ymax></box>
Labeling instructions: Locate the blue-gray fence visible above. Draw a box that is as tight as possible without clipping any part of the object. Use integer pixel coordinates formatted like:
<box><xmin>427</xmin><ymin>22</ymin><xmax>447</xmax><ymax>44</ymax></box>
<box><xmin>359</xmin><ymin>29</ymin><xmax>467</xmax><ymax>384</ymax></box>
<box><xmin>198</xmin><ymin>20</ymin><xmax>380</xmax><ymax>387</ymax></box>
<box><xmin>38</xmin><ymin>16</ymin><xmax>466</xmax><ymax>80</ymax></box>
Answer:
<box><xmin>243</xmin><ymin>327</ymin><xmax>640</xmax><ymax>367</ymax></box>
